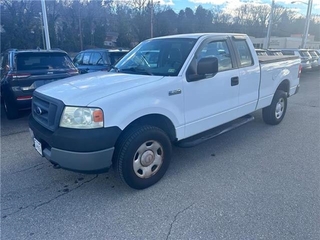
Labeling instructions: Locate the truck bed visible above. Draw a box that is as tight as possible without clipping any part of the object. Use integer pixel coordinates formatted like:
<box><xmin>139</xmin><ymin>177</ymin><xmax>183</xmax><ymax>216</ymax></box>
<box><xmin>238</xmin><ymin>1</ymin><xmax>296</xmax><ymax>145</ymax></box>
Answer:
<box><xmin>258</xmin><ymin>55</ymin><xmax>299</xmax><ymax>64</ymax></box>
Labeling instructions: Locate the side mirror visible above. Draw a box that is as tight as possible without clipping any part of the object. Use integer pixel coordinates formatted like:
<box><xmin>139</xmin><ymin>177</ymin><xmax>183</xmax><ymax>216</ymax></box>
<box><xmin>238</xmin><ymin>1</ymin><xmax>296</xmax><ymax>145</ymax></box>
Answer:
<box><xmin>198</xmin><ymin>57</ymin><xmax>218</xmax><ymax>75</ymax></box>
<box><xmin>188</xmin><ymin>57</ymin><xmax>218</xmax><ymax>82</ymax></box>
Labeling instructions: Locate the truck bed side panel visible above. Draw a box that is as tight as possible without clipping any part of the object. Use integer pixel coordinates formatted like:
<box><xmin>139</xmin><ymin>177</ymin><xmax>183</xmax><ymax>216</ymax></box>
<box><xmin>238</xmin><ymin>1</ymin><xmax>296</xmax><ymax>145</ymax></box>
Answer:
<box><xmin>256</xmin><ymin>58</ymin><xmax>300</xmax><ymax>110</ymax></box>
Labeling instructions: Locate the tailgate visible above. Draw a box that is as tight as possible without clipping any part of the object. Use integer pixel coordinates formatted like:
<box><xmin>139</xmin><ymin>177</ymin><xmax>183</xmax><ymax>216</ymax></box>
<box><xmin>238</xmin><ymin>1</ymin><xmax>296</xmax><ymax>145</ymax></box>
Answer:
<box><xmin>12</xmin><ymin>51</ymin><xmax>78</xmax><ymax>91</ymax></box>
<box><xmin>10</xmin><ymin>69</ymin><xmax>77</xmax><ymax>92</ymax></box>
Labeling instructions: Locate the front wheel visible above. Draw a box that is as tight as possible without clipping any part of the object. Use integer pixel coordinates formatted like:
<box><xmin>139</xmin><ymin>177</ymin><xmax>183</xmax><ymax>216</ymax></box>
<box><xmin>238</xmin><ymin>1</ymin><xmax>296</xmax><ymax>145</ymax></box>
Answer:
<box><xmin>113</xmin><ymin>125</ymin><xmax>172</xmax><ymax>189</ymax></box>
<box><xmin>262</xmin><ymin>90</ymin><xmax>287</xmax><ymax>125</ymax></box>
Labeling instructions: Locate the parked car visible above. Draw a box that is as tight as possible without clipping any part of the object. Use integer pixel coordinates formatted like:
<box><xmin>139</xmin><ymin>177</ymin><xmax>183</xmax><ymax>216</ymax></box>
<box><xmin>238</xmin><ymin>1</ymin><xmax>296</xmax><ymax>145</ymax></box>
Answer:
<box><xmin>307</xmin><ymin>49</ymin><xmax>319</xmax><ymax>70</ymax></box>
<box><xmin>266</xmin><ymin>49</ymin><xmax>283</xmax><ymax>56</ymax></box>
<box><xmin>0</xmin><ymin>49</ymin><xmax>78</xmax><ymax>119</ymax></box>
<box><xmin>280</xmin><ymin>49</ymin><xmax>312</xmax><ymax>71</ymax></box>
<box><xmin>73</xmin><ymin>49</ymin><xmax>129</xmax><ymax>74</ymax></box>
<box><xmin>255</xmin><ymin>49</ymin><xmax>268</xmax><ymax>56</ymax></box>
<box><xmin>315</xmin><ymin>49</ymin><xmax>320</xmax><ymax>68</ymax></box>
<box><xmin>29</xmin><ymin>33</ymin><xmax>301</xmax><ymax>189</ymax></box>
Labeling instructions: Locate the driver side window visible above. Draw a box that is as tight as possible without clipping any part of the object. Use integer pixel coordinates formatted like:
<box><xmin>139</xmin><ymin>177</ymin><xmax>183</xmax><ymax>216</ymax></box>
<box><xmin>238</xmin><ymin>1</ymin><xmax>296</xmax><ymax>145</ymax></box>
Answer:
<box><xmin>187</xmin><ymin>40</ymin><xmax>233</xmax><ymax>81</ymax></box>
<box><xmin>199</xmin><ymin>40</ymin><xmax>233</xmax><ymax>72</ymax></box>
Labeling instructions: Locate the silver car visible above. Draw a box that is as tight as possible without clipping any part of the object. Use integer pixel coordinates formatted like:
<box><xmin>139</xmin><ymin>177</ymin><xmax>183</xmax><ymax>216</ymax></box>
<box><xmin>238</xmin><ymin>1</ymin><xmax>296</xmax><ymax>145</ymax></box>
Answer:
<box><xmin>308</xmin><ymin>50</ymin><xmax>319</xmax><ymax>70</ymax></box>
<box><xmin>281</xmin><ymin>49</ymin><xmax>312</xmax><ymax>71</ymax></box>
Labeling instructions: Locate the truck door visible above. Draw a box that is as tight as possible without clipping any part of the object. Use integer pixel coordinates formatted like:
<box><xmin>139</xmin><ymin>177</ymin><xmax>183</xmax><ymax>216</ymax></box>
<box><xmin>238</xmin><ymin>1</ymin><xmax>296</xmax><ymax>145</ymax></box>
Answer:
<box><xmin>183</xmin><ymin>37</ymin><xmax>240</xmax><ymax>138</ymax></box>
<box><xmin>232</xmin><ymin>37</ymin><xmax>260</xmax><ymax>114</ymax></box>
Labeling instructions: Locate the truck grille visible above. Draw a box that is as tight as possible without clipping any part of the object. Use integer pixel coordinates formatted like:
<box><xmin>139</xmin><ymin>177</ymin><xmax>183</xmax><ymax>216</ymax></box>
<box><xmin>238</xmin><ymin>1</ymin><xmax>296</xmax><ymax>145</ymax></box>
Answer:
<box><xmin>32</xmin><ymin>92</ymin><xmax>64</xmax><ymax>131</ymax></box>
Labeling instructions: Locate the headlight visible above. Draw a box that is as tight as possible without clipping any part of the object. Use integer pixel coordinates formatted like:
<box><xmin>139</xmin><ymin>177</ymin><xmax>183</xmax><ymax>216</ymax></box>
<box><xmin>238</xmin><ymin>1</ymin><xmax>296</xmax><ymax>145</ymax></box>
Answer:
<box><xmin>60</xmin><ymin>106</ymin><xmax>104</xmax><ymax>129</ymax></box>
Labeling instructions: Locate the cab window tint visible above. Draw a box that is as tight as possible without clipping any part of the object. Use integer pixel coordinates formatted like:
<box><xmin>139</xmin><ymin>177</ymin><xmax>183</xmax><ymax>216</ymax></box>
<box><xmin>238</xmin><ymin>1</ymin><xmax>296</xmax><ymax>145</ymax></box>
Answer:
<box><xmin>199</xmin><ymin>40</ymin><xmax>233</xmax><ymax>71</ymax></box>
<box><xmin>234</xmin><ymin>40</ymin><xmax>253</xmax><ymax>67</ymax></box>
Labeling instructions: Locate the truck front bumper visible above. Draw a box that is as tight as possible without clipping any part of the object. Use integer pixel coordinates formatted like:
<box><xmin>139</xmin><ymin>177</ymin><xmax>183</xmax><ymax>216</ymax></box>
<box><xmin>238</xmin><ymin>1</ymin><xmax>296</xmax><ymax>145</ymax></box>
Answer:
<box><xmin>41</xmin><ymin>146</ymin><xmax>114</xmax><ymax>173</ymax></box>
<box><xmin>29</xmin><ymin>115</ymin><xmax>121</xmax><ymax>173</ymax></box>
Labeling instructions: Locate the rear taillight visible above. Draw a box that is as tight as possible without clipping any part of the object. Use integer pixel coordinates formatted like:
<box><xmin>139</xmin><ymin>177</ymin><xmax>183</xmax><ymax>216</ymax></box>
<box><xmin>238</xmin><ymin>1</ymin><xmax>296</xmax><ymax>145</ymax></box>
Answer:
<box><xmin>8</xmin><ymin>73</ymin><xmax>31</xmax><ymax>79</ymax></box>
<box><xmin>17</xmin><ymin>96</ymin><xmax>33</xmax><ymax>101</ymax></box>
<box><xmin>298</xmin><ymin>64</ymin><xmax>302</xmax><ymax>78</ymax></box>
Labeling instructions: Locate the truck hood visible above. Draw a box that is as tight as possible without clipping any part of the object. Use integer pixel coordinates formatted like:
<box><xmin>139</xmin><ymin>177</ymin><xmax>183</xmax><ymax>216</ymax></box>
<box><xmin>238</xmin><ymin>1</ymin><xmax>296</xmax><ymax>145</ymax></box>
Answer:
<box><xmin>35</xmin><ymin>72</ymin><xmax>164</xmax><ymax>106</ymax></box>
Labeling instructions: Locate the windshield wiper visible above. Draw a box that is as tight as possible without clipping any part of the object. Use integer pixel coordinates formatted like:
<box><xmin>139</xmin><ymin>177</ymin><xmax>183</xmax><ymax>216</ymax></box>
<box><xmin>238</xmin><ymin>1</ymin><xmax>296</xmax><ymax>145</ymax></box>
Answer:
<box><xmin>109</xmin><ymin>65</ymin><xmax>120</xmax><ymax>72</ymax></box>
<box><xmin>119</xmin><ymin>67</ymin><xmax>153</xmax><ymax>76</ymax></box>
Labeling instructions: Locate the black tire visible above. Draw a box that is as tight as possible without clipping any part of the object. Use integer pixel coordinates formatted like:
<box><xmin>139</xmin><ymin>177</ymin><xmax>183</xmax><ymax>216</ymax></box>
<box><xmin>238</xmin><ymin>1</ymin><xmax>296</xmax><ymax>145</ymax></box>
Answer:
<box><xmin>3</xmin><ymin>98</ymin><xmax>19</xmax><ymax>120</ymax></box>
<box><xmin>262</xmin><ymin>90</ymin><xmax>287</xmax><ymax>125</ymax></box>
<box><xmin>113</xmin><ymin>125</ymin><xmax>172</xmax><ymax>189</ymax></box>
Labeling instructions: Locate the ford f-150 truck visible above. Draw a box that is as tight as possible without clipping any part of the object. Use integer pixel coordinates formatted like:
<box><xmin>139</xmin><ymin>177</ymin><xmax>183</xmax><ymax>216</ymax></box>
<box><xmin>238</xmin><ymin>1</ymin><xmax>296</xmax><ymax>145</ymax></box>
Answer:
<box><xmin>29</xmin><ymin>33</ymin><xmax>301</xmax><ymax>189</ymax></box>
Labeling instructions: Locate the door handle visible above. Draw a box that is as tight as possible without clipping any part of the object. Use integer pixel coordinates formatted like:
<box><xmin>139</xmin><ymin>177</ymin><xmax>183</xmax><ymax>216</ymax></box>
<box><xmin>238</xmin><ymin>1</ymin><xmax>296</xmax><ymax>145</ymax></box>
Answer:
<box><xmin>231</xmin><ymin>77</ymin><xmax>239</xmax><ymax>86</ymax></box>
<box><xmin>169</xmin><ymin>89</ymin><xmax>182</xmax><ymax>96</ymax></box>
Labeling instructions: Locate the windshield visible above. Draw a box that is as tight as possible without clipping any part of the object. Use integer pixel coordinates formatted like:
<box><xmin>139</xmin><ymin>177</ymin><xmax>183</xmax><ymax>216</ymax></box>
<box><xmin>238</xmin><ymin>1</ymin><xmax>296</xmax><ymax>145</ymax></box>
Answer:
<box><xmin>113</xmin><ymin>38</ymin><xmax>197</xmax><ymax>76</ymax></box>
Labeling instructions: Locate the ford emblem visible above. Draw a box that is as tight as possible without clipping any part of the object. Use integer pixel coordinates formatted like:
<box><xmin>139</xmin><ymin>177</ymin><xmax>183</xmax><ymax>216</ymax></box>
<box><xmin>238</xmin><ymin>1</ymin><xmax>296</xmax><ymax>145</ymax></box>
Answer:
<box><xmin>35</xmin><ymin>106</ymin><xmax>43</xmax><ymax>115</ymax></box>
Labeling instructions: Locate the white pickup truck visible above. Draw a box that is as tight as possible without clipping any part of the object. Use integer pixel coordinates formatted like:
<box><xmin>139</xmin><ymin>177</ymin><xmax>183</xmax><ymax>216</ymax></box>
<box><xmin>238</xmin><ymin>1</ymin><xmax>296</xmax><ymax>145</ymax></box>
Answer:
<box><xmin>29</xmin><ymin>33</ymin><xmax>301</xmax><ymax>189</ymax></box>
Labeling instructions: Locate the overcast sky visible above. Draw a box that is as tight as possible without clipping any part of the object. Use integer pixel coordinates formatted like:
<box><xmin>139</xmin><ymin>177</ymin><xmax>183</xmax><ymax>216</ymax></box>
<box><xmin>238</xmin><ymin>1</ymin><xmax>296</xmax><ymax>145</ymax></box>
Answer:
<box><xmin>157</xmin><ymin>0</ymin><xmax>320</xmax><ymax>15</ymax></box>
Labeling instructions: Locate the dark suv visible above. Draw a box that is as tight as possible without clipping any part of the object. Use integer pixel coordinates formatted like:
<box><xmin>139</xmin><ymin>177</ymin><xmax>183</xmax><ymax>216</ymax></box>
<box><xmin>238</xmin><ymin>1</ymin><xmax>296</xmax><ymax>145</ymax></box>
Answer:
<box><xmin>73</xmin><ymin>49</ymin><xmax>129</xmax><ymax>74</ymax></box>
<box><xmin>0</xmin><ymin>49</ymin><xmax>78</xmax><ymax>119</ymax></box>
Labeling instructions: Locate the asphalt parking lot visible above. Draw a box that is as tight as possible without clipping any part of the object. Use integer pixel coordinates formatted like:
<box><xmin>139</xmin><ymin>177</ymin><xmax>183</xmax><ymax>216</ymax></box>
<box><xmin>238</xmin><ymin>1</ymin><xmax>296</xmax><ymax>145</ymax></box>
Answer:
<box><xmin>1</xmin><ymin>70</ymin><xmax>319</xmax><ymax>240</ymax></box>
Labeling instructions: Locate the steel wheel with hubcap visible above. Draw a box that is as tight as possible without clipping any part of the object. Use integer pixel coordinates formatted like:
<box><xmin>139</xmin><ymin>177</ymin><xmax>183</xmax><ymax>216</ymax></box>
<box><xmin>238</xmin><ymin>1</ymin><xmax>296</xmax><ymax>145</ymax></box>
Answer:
<box><xmin>262</xmin><ymin>90</ymin><xmax>287</xmax><ymax>125</ymax></box>
<box><xmin>113</xmin><ymin>125</ymin><xmax>172</xmax><ymax>189</ymax></box>
<box><xmin>133</xmin><ymin>140</ymin><xmax>163</xmax><ymax>179</ymax></box>
<box><xmin>275</xmin><ymin>97</ymin><xmax>285</xmax><ymax>120</ymax></box>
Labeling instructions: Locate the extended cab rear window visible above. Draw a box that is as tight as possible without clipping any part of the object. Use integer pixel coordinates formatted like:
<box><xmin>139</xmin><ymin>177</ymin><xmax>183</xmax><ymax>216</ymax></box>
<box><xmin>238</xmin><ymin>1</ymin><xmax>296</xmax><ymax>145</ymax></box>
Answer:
<box><xmin>234</xmin><ymin>40</ymin><xmax>254</xmax><ymax>67</ymax></box>
<box><xmin>14</xmin><ymin>52</ymin><xmax>75</xmax><ymax>71</ymax></box>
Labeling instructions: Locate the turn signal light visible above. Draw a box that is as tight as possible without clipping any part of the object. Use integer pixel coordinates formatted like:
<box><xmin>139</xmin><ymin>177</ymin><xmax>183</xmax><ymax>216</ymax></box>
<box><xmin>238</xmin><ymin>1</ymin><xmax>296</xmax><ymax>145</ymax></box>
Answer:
<box><xmin>93</xmin><ymin>109</ymin><xmax>103</xmax><ymax>122</ymax></box>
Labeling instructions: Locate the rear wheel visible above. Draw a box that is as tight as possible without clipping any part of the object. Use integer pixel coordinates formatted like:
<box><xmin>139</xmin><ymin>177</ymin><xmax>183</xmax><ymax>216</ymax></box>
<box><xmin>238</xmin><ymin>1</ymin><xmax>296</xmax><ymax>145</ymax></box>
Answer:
<box><xmin>3</xmin><ymin>98</ymin><xmax>19</xmax><ymax>120</ymax></box>
<box><xmin>113</xmin><ymin>125</ymin><xmax>172</xmax><ymax>189</ymax></box>
<box><xmin>262</xmin><ymin>90</ymin><xmax>287</xmax><ymax>125</ymax></box>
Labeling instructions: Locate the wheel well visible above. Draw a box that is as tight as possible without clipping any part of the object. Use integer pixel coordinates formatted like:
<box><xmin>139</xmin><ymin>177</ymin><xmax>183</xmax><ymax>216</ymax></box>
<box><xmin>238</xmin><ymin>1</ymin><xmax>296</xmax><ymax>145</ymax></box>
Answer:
<box><xmin>122</xmin><ymin>114</ymin><xmax>177</xmax><ymax>142</ymax></box>
<box><xmin>277</xmin><ymin>80</ymin><xmax>290</xmax><ymax>95</ymax></box>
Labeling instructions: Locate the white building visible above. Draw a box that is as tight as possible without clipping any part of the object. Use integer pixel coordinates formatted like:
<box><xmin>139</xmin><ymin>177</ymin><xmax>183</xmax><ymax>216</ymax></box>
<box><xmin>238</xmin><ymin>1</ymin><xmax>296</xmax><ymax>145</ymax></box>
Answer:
<box><xmin>250</xmin><ymin>34</ymin><xmax>320</xmax><ymax>49</ymax></box>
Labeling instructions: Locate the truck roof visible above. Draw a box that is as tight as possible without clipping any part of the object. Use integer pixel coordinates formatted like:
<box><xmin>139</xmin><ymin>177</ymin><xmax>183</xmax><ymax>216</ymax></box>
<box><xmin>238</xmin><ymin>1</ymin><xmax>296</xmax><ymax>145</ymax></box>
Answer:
<box><xmin>152</xmin><ymin>33</ymin><xmax>247</xmax><ymax>40</ymax></box>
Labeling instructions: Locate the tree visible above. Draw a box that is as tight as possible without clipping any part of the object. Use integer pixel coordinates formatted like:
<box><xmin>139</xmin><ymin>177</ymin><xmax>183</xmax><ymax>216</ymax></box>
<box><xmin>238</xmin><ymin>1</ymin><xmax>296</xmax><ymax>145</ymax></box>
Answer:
<box><xmin>1</xmin><ymin>0</ymin><xmax>43</xmax><ymax>49</ymax></box>
<box><xmin>154</xmin><ymin>8</ymin><xmax>177</xmax><ymax>37</ymax></box>
<box><xmin>1</xmin><ymin>0</ymin><xmax>319</xmax><ymax>51</ymax></box>
<box><xmin>194</xmin><ymin>5</ymin><xmax>213</xmax><ymax>33</ymax></box>
<box><xmin>115</xmin><ymin>4</ymin><xmax>133</xmax><ymax>47</ymax></box>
